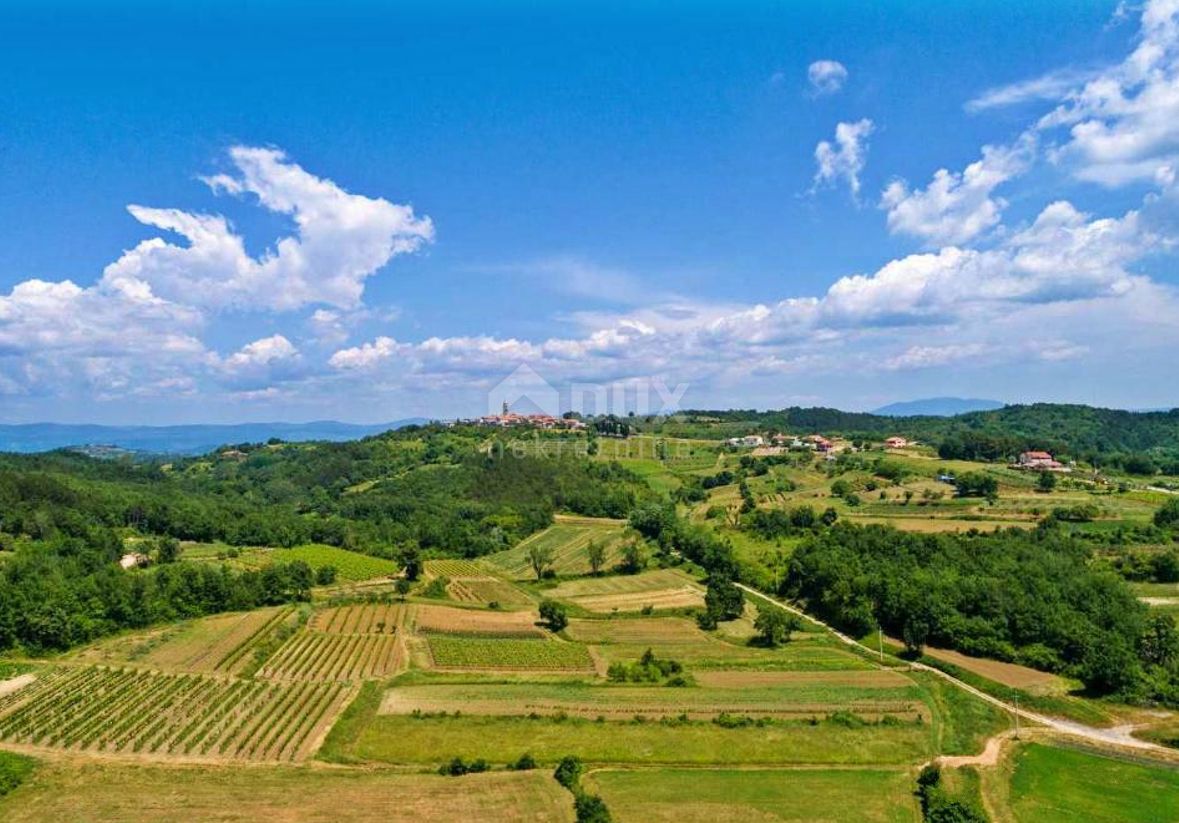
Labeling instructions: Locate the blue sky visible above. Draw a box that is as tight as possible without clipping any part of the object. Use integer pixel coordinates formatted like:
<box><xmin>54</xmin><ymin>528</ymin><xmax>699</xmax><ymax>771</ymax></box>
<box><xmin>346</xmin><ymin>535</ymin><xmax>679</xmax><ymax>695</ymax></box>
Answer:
<box><xmin>1</xmin><ymin>0</ymin><xmax>1177</xmax><ymax>423</ymax></box>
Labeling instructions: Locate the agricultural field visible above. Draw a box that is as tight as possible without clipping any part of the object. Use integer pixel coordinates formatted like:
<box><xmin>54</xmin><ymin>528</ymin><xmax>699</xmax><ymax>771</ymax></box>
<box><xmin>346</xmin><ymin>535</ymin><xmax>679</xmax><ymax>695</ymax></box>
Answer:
<box><xmin>484</xmin><ymin>517</ymin><xmax>630</xmax><ymax>580</ymax></box>
<box><xmin>543</xmin><ymin>568</ymin><xmax>705</xmax><ymax>613</ymax></box>
<box><xmin>994</xmin><ymin>743</ymin><xmax>1179</xmax><ymax>822</ymax></box>
<box><xmin>446</xmin><ymin>576</ymin><xmax>534</xmax><ymax>607</ymax></box>
<box><xmin>68</xmin><ymin>607</ymin><xmax>300</xmax><ymax>675</ymax></box>
<box><xmin>585</xmin><ymin>767</ymin><xmax>920</xmax><ymax>822</ymax></box>
<box><xmin>184</xmin><ymin>543</ymin><xmax>400</xmax><ymax>582</ymax></box>
<box><xmin>0</xmin><ymin>761</ymin><xmax>575</xmax><ymax>822</ymax></box>
<box><xmin>566</xmin><ymin>616</ymin><xmax>871</xmax><ymax>670</ymax></box>
<box><xmin>309</xmin><ymin>602</ymin><xmax>408</xmax><ymax>633</ymax></box>
<box><xmin>424</xmin><ymin>636</ymin><xmax>594</xmax><ymax>672</ymax></box>
<box><xmin>410</xmin><ymin>603</ymin><xmax>542</xmax><ymax>636</ymax></box>
<box><xmin>0</xmin><ymin>666</ymin><xmax>352</xmax><ymax>762</ymax></box>
<box><xmin>259</xmin><ymin>633</ymin><xmax>403</xmax><ymax>682</ymax></box>
<box><xmin>379</xmin><ymin>673</ymin><xmax>927</xmax><ymax>720</ymax></box>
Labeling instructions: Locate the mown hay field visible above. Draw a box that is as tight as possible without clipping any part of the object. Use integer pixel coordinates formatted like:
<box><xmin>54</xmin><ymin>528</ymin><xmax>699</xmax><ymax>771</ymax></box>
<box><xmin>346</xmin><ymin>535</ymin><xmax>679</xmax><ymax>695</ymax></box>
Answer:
<box><xmin>585</xmin><ymin>767</ymin><xmax>920</xmax><ymax>822</ymax></box>
<box><xmin>412</xmin><ymin>603</ymin><xmax>544</xmax><ymax>637</ymax></box>
<box><xmin>566</xmin><ymin>617</ymin><xmax>874</xmax><ymax>670</ymax></box>
<box><xmin>348</xmin><ymin>713</ymin><xmax>933</xmax><ymax>766</ymax></box>
<box><xmin>544</xmin><ymin>568</ymin><xmax>705</xmax><ymax>613</ymax></box>
<box><xmin>379</xmin><ymin>677</ymin><xmax>928</xmax><ymax>720</ymax></box>
<box><xmin>999</xmin><ymin>743</ymin><xmax>1179</xmax><ymax>823</ymax></box>
<box><xmin>0</xmin><ymin>760</ymin><xmax>574</xmax><ymax>822</ymax></box>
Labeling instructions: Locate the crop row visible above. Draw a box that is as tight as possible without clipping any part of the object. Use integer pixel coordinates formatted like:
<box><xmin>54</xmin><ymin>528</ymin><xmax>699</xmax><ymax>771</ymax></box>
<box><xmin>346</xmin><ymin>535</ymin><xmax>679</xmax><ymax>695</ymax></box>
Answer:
<box><xmin>211</xmin><ymin>607</ymin><xmax>295</xmax><ymax>672</ymax></box>
<box><xmin>259</xmin><ymin>632</ymin><xmax>402</xmax><ymax>681</ymax></box>
<box><xmin>425</xmin><ymin>635</ymin><xmax>594</xmax><ymax>671</ymax></box>
<box><xmin>309</xmin><ymin>603</ymin><xmax>405</xmax><ymax>635</ymax></box>
<box><xmin>0</xmin><ymin>665</ymin><xmax>352</xmax><ymax>762</ymax></box>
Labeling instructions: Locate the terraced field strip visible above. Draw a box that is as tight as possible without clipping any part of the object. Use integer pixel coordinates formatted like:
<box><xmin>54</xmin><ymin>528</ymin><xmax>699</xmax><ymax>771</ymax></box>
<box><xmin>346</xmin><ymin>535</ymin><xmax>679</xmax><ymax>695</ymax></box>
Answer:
<box><xmin>547</xmin><ymin>569</ymin><xmax>706</xmax><ymax>613</ymax></box>
<box><xmin>212</xmin><ymin>607</ymin><xmax>295</xmax><ymax>674</ymax></box>
<box><xmin>379</xmin><ymin>679</ymin><xmax>927</xmax><ymax>720</ymax></box>
<box><xmin>425</xmin><ymin>635</ymin><xmax>595</xmax><ymax>672</ymax></box>
<box><xmin>413</xmin><ymin>603</ymin><xmax>544</xmax><ymax>637</ymax></box>
<box><xmin>425</xmin><ymin>558</ymin><xmax>486</xmax><ymax>577</ymax></box>
<box><xmin>259</xmin><ymin>632</ymin><xmax>402</xmax><ymax>681</ymax></box>
<box><xmin>485</xmin><ymin>520</ymin><xmax>630</xmax><ymax>579</ymax></box>
<box><xmin>446</xmin><ymin>577</ymin><xmax>534</xmax><ymax>607</ymax></box>
<box><xmin>309</xmin><ymin>602</ymin><xmax>406</xmax><ymax>634</ymax></box>
<box><xmin>0</xmin><ymin>665</ymin><xmax>350</xmax><ymax>762</ymax></box>
<box><xmin>270</xmin><ymin>545</ymin><xmax>401</xmax><ymax>582</ymax></box>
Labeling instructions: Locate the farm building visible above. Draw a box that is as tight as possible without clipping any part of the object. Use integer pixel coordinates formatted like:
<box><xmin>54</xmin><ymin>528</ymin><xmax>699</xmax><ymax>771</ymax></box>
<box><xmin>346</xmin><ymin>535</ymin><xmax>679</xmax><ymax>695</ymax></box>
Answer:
<box><xmin>726</xmin><ymin>435</ymin><xmax>765</xmax><ymax>448</ymax></box>
<box><xmin>885</xmin><ymin>436</ymin><xmax>909</xmax><ymax>448</ymax></box>
<box><xmin>1017</xmin><ymin>450</ymin><xmax>1066</xmax><ymax>471</ymax></box>
<box><xmin>804</xmin><ymin>434</ymin><xmax>833</xmax><ymax>452</ymax></box>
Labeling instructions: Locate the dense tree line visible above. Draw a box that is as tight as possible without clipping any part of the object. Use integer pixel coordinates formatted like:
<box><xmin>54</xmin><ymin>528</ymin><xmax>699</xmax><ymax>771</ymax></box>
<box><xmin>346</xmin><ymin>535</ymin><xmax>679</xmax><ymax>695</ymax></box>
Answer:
<box><xmin>0</xmin><ymin>532</ymin><xmax>315</xmax><ymax>653</ymax></box>
<box><xmin>784</xmin><ymin>523</ymin><xmax>1179</xmax><ymax>700</ymax></box>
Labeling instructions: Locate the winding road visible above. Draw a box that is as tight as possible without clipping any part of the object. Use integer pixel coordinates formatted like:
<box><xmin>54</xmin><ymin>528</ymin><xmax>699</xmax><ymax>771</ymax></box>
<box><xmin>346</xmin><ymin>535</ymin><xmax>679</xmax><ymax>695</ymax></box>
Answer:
<box><xmin>735</xmin><ymin>583</ymin><xmax>1174</xmax><ymax>757</ymax></box>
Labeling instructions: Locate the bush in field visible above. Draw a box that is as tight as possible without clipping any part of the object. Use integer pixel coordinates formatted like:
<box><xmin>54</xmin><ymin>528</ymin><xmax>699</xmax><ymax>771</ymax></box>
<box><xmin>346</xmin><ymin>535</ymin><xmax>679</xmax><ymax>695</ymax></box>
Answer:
<box><xmin>539</xmin><ymin>599</ymin><xmax>568</xmax><ymax>632</ymax></box>
<box><xmin>606</xmin><ymin>648</ymin><xmax>687</xmax><ymax>684</ymax></box>
<box><xmin>438</xmin><ymin>756</ymin><xmax>489</xmax><ymax>776</ymax></box>
<box><xmin>510</xmin><ymin>752</ymin><xmax>537</xmax><ymax>770</ymax></box>
<box><xmin>0</xmin><ymin>750</ymin><xmax>35</xmax><ymax>797</ymax></box>
<box><xmin>421</xmin><ymin>576</ymin><xmax>450</xmax><ymax>599</ymax></box>
<box><xmin>574</xmin><ymin>793</ymin><xmax>613</xmax><ymax>823</ymax></box>
<box><xmin>315</xmin><ymin>565</ymin><xmax>338</xmax><ymax>585</ymax></box>
<box><xmin>553</xmin><ymin>755</ymin><xmax>583</xmax><ymax>790</ymax></box>
<box><xmin>1156</xmin><ymin>498</ymin><xmax>1179</xmax><ymax>529</ymax></box>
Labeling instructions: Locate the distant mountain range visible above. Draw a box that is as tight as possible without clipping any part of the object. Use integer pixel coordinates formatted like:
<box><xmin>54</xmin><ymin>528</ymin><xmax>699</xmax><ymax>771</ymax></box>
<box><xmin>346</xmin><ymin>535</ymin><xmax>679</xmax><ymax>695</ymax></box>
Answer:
<box><xmin>0</xmin><ymin>420</ymin><xmax>428</xmax><ymax>455</ymax></box>
<box><xmin>871</xmin><ymin>397</ymin><xmax>1005</xmax><ymax>417</ymax></box>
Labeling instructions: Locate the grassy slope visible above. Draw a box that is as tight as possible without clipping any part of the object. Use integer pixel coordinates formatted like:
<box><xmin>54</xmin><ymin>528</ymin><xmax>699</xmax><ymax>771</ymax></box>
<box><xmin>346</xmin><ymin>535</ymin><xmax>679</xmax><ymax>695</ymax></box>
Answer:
<box><xmin>999</xmin><ymin>743</ymin><xmax>1179</xmax><ymax>822</ymax></box>
<box><xmin>0</xmin><ymin>758</ymin><xmax>575</xmax><ymax>822</ymax></box>
<box><xmin>586</xmin><ymin>767</ymin><xmax>920</xmax><ymax>822</ymax></box>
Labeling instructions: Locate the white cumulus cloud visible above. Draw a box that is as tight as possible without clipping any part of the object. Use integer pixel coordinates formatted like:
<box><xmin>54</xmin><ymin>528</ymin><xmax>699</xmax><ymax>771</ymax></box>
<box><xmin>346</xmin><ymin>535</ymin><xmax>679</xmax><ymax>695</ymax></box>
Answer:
<box><xmin>813</xmin><ymin>119</ymin><xmax>874</xmax><ymax>199</ymax></box>
<box><xmin>807</xmin><ymin>60</ymin><xmax>848</xmax><ymax>96</ymax></box>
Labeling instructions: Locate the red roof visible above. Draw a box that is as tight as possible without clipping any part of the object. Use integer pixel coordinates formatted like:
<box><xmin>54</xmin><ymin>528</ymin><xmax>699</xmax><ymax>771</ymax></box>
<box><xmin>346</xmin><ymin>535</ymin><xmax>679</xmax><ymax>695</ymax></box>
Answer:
<box><xmin>1023</xmin><ymin>450</ymin><xmax>1053</xmax><ymax>460</ymax></box>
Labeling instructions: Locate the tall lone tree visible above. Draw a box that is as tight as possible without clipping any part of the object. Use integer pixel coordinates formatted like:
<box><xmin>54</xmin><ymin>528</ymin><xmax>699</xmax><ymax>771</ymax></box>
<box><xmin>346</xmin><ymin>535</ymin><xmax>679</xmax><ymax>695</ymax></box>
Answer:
<box><xmin>529</xmin><ymin>544</ymin><xmax>555</xmax><ymax>580</ymax></box>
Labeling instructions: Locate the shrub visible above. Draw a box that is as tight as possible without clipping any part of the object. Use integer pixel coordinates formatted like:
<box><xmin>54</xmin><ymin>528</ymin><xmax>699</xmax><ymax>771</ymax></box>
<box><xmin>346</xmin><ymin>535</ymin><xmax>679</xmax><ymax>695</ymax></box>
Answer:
<box><xmin>0</xmin><ymin>751</ymin><xmax>35</xmax><ymax>797</ymax></box>
<box><xmin>510</xmin><ymin>752</ymin><xmax>537</xmax><ymax>770</ymax></box>
<box><xmin>539</xmin><ymin>599</ymin><xmax>569</xmax><ymax>632</ymax></box>
<box><xmin>553</xmin><ymin>755</ymin><xmax>584</xmax><ymax>790</ymax></box>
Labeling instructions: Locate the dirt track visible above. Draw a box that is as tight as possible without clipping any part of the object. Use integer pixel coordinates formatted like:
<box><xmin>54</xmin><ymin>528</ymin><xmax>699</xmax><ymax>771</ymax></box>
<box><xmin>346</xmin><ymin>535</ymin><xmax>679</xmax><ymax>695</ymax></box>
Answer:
<box><xmin>735</xmin><ymin>583</ymin><xmax>1176</xmax><ymax>759</ymax></box>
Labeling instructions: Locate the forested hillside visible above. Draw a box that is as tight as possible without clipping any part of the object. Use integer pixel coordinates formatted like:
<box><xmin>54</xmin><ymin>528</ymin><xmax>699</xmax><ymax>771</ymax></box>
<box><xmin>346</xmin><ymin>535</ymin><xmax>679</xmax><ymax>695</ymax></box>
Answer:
<box><xmin>659</xmin><ymin>404</ymin><xmax>1179</xmax><ymax>470</ymax></box>
<box><xmin>0</xmin><ymin>425</ymin><xmax>648</xmax><ymax>653</ymax></box>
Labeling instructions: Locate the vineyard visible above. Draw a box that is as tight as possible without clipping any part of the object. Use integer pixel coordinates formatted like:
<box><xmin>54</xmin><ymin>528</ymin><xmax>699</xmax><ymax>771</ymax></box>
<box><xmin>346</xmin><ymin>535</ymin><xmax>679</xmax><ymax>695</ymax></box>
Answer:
<box><xmin>309</xmin><ymin>603</ymin><xmax>408</xmax><ymax>634</ymax></box>
<box><xmin>424</xmin><ymin>559</ymin><xmax>486</xmax><ymax>577</ymax></box>
<box><xmin>0</xmin><ymin>666</ymin><xmax>353</xmax><ymax>762</ymax></box>
<box><xmin>271</xmin><ymin>545</ymin><xmax>401</xmax><ymax>582</ymax></box>
<box><xmin>484</xmin><ymin>518</ymin><xmax>629</xmax><ymax>579</ymax></box>
<box><xmin>425</xmin><ymin>636</ymin><xmax>594</xmax><ymax>671</ymax></box>
<box><xmin>445</xmin><ymin>577</ymin><xmax>534</xmax><ymax>607</ymax></box>
<box><xmin>259</xmin><ymin>633</ymin><xmax>403</xmax><ymax>682</ymax></box>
